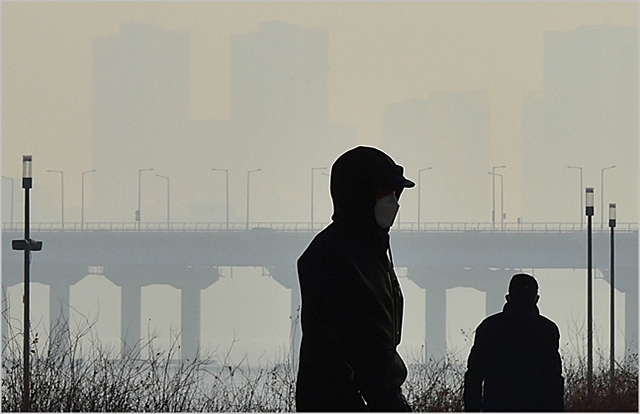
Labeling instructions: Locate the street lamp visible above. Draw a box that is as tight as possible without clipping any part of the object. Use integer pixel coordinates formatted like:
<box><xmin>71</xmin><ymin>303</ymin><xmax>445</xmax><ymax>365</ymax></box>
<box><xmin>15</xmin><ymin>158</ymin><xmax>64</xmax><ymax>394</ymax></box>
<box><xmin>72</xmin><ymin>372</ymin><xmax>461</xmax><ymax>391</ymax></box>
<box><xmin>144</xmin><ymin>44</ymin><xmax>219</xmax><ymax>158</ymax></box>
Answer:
<box><xmin>2</xmin><ymin>176</ymin><xmax>14</xmax><ymax>227</ymax></box>
<box><xmin>567</xmin><ymin>166</ymin><xmax>583</xmax><ymax>231</ymax></box>
<box><xmin>488</xmin><ymin>172</ymin><xmax>505</xmax><ymax>231</ymax></box>
<box><xmin>46</xmin><ymin>169</ymin><xmax>64</xmax><ymax>230</ymax></box>
<box><xmin>311</xmin><ymin>167</ymin><xmax>327</xmax><ymax>231</ymax></box>
<box><xmin>491</xmin><ymin>166</ymin><xmax>506</xmax><ymax>231</ymax></box>
<box><xmin>156</xmin><ymin>174</ymin><xmax>170</xmax><ymax>230</ymax></box>
<box><xmin>418</xmin><ymin>167</ymin><xmax>432</xmax><ymax>230</ymax></box>
<box><xmin>246</xmin><ymin>169</ymin><xmax>261</xmax><ymax>230</ymax></box>
<box><xmin>609</xmin><ymin>202</ymin><xmax>616</xmax><ymax>395</ymax></box>
<box><xmin>12</xmin><ymin>155</ymin><xmax>43</xmax><ymax>412</ymax></box>
<box><xmin>212</xmin><ymin>168</ymin><xmax>229</xmax><ymax>230</ymax></box>
<box><xmin>600</xmin><ymin>165</ymin><xmax>616</xmax><ymax>231</ymax></box>
<box><xmin>585</xmin><ymin>187</ymin><xmax>594</xmax><ymax>395</ymax></box>
<box><xmin>137</xmin><ymin>168</ymin><xmax>154</xmax><ymax>230</ymax></box>
<box><xmin>81</xmin><ymin>169</ymin><xmax>96</xmax><ymax>231</ymax></box>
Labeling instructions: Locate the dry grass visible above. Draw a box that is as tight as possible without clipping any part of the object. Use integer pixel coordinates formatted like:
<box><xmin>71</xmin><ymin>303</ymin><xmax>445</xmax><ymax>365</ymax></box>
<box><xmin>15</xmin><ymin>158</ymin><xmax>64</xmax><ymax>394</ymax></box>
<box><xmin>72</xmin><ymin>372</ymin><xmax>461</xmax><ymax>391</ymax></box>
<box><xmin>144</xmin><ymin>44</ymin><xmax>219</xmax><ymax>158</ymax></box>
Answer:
<box><xmin>1</xmin><ymin>316</ymin><xmax>637</xmax><ymax>411</ymax></box>
<box><xmin>1</xmin><ymin>316</ymin><xmax>296</xmax><ymax>412</ymax></box>
<box><xmin>562</xmin><ymin>351</ymin><xmax>638</xmax><ymax>412</ymax></box>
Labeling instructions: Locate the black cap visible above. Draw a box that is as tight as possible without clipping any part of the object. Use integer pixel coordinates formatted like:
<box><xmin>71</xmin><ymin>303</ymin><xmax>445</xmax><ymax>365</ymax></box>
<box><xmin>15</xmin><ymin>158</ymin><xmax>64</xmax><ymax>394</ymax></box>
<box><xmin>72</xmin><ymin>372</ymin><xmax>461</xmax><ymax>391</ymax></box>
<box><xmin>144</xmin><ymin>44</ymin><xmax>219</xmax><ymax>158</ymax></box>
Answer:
<box><xmin>508</xmin><ymin>273</ymin><xmax>538</xmax><ymax>296</ymax></box>
<box><xmin>383</xmin><ymin>166</ymin><xmax>415</xmax><ymax>191</ymax></box>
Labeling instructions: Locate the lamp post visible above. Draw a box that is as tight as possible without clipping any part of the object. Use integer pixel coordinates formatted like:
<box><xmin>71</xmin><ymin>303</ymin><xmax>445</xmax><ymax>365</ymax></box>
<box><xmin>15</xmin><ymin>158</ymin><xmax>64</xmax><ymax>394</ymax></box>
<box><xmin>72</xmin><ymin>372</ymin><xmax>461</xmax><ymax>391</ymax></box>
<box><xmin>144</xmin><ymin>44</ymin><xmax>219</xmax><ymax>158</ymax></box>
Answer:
<box><xmin>12</xmin><ymin>155</ymin><xmax>43</xmax><ymax>412</ymax></box>
<box><xmin>81</xmin><ymin>169</ymin><xmax>96</xmax><ymax>231</ymax></box>
<box><xmin>609</xmin><ymin>203</ymin><xmax>616</xmax><ymax>394</ymax></box>
<box><xmin>46</xmin><ymin>169</ymin><xmax>64</xmax><ymax>230</ymax></box>
<box><xmin>491</xmin><ymin>166</ymin><xmax>506</xmax><ymax>231</ymax></box>
<box><xmin>212</xmin><ymin>168</ymin><xmax>229</xmax><ymax>230</ymax></box>
<box><xmin>156</xmin><ymin>174</ymin><xmax>170</xmax><ymax>230</ymax></box>
<box><xmin>246</xmin><ymin>169</ymin><xmax>261</xmax><ymax>230</ymax></box>
<box><xmin>585</xmin><ymin>187</ymin><xmax>594</xmax><ymax>395</ymax></box>
<box><xmin>311</xmin><ymin>167</ymin><xmax>327</xmax><ymax>231</ymax></box>
<box><xmin>137</xmin><ymin>168</ymin><xmax>154</xmax><ymax>230</ymax></box>
<box><xmin>418</xmin><ymin>167</ymin><xmax>432</xmax><ymax>230</ymax></box>
<box><xmin>488</xmin><ymin>172</ymin><xmax>505</xmax><ymax>231</ymax></box>
<box><xmin>2</xmin><ymin>176</ymin><xmax>14</xmax><ymax>227</ymax></box>
<box><xmin>567</xmin><ymin>166</ymin><xmax>583</xmax><ymax>231</ymax></box>
<box><xmin>600</xmin><ymin>165</ymin><xmax>616</xmax><ymax>231</ymax></box>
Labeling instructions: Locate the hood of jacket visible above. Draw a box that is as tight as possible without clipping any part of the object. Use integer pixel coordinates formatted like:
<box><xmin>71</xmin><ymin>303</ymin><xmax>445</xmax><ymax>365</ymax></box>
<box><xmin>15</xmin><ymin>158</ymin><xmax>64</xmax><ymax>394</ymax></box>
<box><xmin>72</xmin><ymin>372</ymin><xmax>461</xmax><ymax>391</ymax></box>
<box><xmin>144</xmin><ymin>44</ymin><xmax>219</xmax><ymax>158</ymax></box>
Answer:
<box><xmin>329</xmin><ymin>146</ymin><xmax>414</xmax><ymax>232</ymax></box>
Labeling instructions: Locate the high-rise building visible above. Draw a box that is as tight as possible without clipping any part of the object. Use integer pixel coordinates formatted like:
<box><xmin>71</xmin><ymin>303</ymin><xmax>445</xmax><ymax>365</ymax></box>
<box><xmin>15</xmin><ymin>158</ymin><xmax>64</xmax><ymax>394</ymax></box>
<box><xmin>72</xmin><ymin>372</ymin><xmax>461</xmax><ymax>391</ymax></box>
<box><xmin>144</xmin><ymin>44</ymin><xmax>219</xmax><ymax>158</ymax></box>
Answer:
<box><xmin>381</xmin><ymin>91</ymin><xmax>491</xmax><ymax>223</ymax></box>
<box><xmin>91</xmin><ymin>21</ymin><xmax>356</xmax><ymax>224</ymax></box>
<box><xmin>92</xmin><ymin>23</ymin><xmax>190</xmax><ymax>222</ymax></box>
<box><xmin>223</xmin><ymin>21</ymin><xmax>356</xmax><ymax>223</ymax></box>
<box><xmin>522</xmin><ymin>25</ymin><xmax>638</xmax><ymax>223</ymax></box>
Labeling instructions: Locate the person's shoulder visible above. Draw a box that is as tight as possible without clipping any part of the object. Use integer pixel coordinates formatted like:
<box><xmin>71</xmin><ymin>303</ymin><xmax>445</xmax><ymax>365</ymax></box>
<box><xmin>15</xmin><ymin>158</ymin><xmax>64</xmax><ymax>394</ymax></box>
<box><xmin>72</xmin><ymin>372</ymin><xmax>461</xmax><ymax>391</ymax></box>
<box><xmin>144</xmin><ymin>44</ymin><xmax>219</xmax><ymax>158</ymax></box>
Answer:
<box><xmin>484</xmin><ymin>311</ymin><xmax>506</xmax><ymax>323</ymax></box>
<box><xmin>475</xmin><ymin>312</ymin><xmax>505</xmax><ymax>332</ymax></box>
<box><xmin>298</xmin><ymin>224</ymin><xmax>340</xmax><ymax>264</ymax></box>
<box><xmin>537</xmin><ymin>313</ymin><xmax>561</xmax><ymax>335</ymax></box>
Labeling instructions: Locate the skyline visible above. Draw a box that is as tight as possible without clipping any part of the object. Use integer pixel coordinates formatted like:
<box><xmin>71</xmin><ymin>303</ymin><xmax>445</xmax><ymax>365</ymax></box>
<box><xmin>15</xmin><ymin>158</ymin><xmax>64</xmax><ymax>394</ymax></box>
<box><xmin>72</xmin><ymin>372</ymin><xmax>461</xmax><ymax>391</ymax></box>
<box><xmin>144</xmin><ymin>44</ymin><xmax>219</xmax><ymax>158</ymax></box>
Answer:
<box><xmin>2</xmin><ymin>2</ymin><xmax>638</xmax><ymax>226</ymax></box>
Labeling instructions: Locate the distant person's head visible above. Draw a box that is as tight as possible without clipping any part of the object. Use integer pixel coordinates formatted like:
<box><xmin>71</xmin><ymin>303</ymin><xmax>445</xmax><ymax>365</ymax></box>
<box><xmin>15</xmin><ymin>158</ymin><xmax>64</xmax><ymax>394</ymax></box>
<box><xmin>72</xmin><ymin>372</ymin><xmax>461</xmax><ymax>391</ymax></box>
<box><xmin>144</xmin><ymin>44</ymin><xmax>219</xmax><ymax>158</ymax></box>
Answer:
<box><xmin>506</xmin><ymin>273</ymin><xmax>539</xmax><ymax>306</ymax></box>
<box><xmin>330</xmin><ymin>146</ymin><xmax>414</xmax><ymax>229</ymax></box>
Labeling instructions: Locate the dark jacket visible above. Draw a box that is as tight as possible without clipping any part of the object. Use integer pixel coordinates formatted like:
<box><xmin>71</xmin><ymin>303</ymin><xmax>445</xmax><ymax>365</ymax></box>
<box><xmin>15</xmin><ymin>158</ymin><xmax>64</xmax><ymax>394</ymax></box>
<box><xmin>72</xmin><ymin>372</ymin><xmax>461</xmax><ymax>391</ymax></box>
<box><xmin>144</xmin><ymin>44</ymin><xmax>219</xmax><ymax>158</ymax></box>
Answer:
<box><xmin>463</xmin><ymin>301</ymin><xmax>564</xmax><ymax>412</ymax></box>
<box><xmin>295</xmin><ymin>147</ymin><xmax>410</xmax><ymax>412</ymax></box>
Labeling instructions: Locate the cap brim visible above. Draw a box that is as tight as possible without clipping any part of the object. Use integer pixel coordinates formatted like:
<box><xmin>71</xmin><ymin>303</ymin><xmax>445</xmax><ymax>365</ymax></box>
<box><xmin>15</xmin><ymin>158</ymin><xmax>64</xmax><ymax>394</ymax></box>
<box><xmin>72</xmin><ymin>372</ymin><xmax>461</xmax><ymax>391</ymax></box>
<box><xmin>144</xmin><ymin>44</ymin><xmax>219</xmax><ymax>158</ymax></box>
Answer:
<box><xmin>403</xmin><ymin>178</ymin><xmax>416</xmax><ymax>188</ymax></box>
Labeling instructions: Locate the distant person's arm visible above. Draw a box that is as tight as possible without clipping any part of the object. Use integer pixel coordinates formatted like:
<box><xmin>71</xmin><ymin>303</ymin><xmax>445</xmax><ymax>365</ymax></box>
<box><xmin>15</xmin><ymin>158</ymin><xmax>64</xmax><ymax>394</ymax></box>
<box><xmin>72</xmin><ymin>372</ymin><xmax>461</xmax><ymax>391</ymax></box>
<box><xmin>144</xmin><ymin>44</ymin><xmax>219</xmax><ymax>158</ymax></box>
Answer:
<box><xmin>542</xmin><ymin>324</ymin><xmax>564</xmax><ymax>411</ymax></box>
<box><xmin>464</xmin><ymin>325</ymin><xmax>487</xmax><ymax>412</ymax></box>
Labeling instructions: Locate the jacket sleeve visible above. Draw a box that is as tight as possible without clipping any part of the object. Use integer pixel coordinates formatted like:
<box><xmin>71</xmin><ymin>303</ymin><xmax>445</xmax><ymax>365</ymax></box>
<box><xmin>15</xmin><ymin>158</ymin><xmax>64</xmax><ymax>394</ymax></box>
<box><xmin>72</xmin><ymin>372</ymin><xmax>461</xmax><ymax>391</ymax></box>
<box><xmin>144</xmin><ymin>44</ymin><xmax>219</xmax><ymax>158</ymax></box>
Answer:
<box><xmin>464</xmin><ymin>324</ymin><xmax>487</xmax><ymax>412</ymax></box>
<box><xmin>332</xmin><ymin>262</ymin><xmax>407</xmax><ymax>411</ymax></box>
<box><xmin>541</xmin><ymin>324</ymin><xmax>564</xmax><ymax>411</ymax></box>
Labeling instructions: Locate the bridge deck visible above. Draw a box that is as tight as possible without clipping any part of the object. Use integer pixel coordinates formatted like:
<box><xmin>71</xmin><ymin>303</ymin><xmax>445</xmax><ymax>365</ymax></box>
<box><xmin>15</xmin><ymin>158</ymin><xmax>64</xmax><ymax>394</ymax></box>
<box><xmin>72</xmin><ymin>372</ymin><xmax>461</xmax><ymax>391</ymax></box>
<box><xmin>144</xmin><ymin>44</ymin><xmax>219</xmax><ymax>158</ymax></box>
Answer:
<box><xmin>3</xmin><ymin>221</ymin><xmax>638</xmax><ymax>233</ymax></box>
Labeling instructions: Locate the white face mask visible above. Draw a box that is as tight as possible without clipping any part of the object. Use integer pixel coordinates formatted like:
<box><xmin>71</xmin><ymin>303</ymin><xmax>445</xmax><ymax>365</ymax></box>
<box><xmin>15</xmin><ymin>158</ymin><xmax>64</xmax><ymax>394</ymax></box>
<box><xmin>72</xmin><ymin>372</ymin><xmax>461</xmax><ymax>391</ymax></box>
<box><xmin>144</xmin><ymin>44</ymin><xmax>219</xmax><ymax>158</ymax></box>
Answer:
<box><xmin>374</xmin><ymin>192</ymin><xmax>399</xmax><ymax>229</ymax></box>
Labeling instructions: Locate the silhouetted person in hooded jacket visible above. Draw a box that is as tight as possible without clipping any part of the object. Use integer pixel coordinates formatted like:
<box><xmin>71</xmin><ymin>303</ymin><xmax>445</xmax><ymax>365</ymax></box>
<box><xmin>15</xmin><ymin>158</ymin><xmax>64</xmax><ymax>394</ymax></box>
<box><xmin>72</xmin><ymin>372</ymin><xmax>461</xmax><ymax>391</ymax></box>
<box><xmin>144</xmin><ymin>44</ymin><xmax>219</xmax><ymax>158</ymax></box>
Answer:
<box><xmin>295</xmin><ymin>146</ymin><xmax>414</xmax><ymax>412</ymax></box>
<box><xmin>464</xmin><ymin>273</ymin><xmax>564</xmax><ymax>412</ymax></box>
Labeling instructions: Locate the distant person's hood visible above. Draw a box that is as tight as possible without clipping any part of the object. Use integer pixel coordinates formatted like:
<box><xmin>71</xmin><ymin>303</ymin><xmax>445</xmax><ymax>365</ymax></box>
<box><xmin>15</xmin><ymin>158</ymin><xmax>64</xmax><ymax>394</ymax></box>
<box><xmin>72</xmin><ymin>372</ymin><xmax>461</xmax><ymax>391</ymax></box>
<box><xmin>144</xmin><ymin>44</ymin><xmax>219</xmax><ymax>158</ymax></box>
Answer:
<box><xmin>329</xmin><ymin>146</ymin><xmax>414</xmax><ymax>232</ymax></box>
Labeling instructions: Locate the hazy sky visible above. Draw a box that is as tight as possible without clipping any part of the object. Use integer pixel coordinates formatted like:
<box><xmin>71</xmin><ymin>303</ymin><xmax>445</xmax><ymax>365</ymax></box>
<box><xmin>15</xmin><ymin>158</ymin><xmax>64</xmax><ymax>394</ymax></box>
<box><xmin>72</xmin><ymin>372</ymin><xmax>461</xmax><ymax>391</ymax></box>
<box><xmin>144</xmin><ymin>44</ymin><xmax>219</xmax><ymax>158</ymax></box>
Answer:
<box><xmin>1</xmin><ymin>2</ymin><xmax>637</xmax><ymax>364</ymax></box>
<box><xmin>2</xmin><ymin>1</ymin><xmax>638</xmax><ymax>223</ymax></box>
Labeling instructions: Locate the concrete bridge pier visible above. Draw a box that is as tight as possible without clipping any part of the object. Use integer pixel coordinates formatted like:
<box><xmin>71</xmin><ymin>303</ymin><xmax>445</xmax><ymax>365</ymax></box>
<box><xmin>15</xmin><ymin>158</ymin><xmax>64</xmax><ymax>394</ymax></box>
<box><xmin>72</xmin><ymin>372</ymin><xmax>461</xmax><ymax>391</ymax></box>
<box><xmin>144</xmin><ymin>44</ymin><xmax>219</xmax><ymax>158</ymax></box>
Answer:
<box><xmin>179</xmin><ymin>265</ymin><xmax>219</xmax><ymax>362</ymax></box>
<box><xmin>598</xmin><ymin>261</ymin><xmax>638</xmax><ymax>357</ymax></box>
<box><xmin>267</xmin><ymin>264</ymin><xmax>301</xmax><ymax>368</ymax></box>
<box><xmin>2</xmin><ymin>283</ymin><xmax>11</xmax><ymax>361</ymax></box>
<box><xmin>181</xmin><ymin>286</ymin><xmax>200</xmax><ymax>361</ymax></box>
<box><xmin>1</xmin><ymin>262</ymin><xmax>20</xmax><ymax>358</ymax></box>
<box><xmin>425</xmin><ymin>281</ymin><xmax>447</xmax><ymax>359</ymax></box>
<box><xmin>120</xmin><ymin>281</ymin><xmax>142</xmax><ymax>357</ymax></box>
<box><xmin>618</xmin><ymin>266</ymin><xmax>638</xmax><ymax>356</ymax></box>
<box><xmin>408</xmin><ymin>267</ymin><xmax>449</xmax><ymax>359</ymax></box>
<box><xmin>34</xmin><ymin>263</ymin><xmax>86</xmax><ymax>356</ymax></box>
<box><xmin>485</xmin><ymin>284</ymin><xmax>507</xmax><ymax>317</ymax></box>
<box><xmin>48</xmin><ymin>280</ymin><xmax>71</xmax><ymax>355</ymax></box>
<box><xmin>408</xmin><ymin>266</ymin><xmax>513</xmax><ymax>359</ymax></box>
<box><xmin>290</xmin><ymin>282</ymin><xmax>301</xmax><ymax>369</ymax></box>
<box><xmin>478</xmin><ymin>270</ymin><xmax>512</xmax><ymax>317</ymax></box>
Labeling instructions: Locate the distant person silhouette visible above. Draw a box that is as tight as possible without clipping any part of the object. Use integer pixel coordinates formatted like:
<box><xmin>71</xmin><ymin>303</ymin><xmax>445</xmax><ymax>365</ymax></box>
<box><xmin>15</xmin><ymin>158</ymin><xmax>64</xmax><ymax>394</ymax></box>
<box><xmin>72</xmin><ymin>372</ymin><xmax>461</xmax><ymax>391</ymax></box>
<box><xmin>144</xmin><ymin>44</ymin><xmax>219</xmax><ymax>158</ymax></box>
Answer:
<box><xmin>295</xmin><ymin>146</ymin><xmax>414</xmax><ymax>412</ymax></box>
<box><xmin>464</xmin><ymin>273</ymin><xmax>564</xmax><ymax>412</ymax></box>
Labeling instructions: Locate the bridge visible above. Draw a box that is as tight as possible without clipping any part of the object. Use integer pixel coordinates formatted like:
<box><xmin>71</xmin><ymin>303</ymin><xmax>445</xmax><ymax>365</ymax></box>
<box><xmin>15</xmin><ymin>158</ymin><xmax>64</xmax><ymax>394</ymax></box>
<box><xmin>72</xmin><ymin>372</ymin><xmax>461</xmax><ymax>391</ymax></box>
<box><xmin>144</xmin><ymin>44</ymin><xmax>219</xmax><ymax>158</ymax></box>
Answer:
<box><xmin>2</xmin><ymin>222</ymin><xmax>638</xmax><ymax>360</ymax></box>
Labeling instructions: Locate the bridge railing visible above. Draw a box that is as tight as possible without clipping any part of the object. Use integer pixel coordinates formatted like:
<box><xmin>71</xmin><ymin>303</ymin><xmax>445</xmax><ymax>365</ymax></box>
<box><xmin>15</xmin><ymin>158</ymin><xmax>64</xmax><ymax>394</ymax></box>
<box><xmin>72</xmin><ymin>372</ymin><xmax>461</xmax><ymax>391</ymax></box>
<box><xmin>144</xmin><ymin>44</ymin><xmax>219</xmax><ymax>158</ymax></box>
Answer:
<box><xmin>2</xmin><ymin>222</ymin><xmax>638</xmax><ymax>233</ymax></box>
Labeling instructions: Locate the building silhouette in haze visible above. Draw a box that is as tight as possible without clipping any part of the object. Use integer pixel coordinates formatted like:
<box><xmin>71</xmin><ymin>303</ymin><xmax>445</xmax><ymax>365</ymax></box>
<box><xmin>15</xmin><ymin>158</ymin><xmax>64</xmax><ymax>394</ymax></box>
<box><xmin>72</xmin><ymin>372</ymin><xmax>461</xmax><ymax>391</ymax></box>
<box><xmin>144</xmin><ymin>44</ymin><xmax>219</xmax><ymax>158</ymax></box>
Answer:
<box><xmin>92</xmin><ymin>23</ymin><xmax>191</xmax><ymax>222</ymax></box>
<box><xmin>92</xmin><ymin>21</ymin><xmax>355</xmax><ymax>223</ymax></box>
<box><xmin>381</xmin><ymin>91</ymin><xmax>491</xmax><ymax>223</ymax></box>
<box><xmin>522</xmin><ymin>25</ymin><xmax>638</xmax><ymax>223</ymax></box>
<box><xmin>224</xmin><ymin>21</ymin><xmax>356</xmax><ymax>223</ymax></box>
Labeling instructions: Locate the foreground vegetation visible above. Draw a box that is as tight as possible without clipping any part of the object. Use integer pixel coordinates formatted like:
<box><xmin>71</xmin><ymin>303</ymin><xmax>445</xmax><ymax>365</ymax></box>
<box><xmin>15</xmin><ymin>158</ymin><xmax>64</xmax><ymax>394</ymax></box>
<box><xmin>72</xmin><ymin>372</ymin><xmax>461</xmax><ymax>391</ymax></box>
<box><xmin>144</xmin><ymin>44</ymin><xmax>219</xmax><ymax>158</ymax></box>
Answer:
<box><xmin>1</xmin><ymin>322</ymin><xmax>637</xmax><ymax>411</ymax></box>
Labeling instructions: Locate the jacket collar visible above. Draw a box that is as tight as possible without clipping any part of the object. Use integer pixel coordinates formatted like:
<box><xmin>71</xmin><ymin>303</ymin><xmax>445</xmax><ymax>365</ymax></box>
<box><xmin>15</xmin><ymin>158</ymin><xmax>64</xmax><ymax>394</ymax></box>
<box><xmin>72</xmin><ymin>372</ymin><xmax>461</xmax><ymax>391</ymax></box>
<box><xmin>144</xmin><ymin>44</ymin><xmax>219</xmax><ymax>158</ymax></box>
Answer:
<box><xmin>503</xmin><ymin>300</ymin><xmax>540</xmax><ymax>315</ymax></box>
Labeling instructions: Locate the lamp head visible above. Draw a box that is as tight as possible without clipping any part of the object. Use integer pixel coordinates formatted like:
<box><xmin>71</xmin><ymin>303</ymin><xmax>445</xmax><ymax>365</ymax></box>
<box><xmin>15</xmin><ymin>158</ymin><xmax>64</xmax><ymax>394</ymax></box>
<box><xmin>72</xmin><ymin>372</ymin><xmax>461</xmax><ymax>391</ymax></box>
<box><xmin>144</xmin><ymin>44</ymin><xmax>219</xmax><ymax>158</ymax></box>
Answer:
<box><xmin>609</xmin><ymin>203</ymin><xmax>616</xmax><ymax>227</ymax></box>
<box><xmin>22</xmin><ymin>155</ymin><xmax>33</xmax><ymax>189</ymax></box>
<box><xmin>22</xmin><ymin>155</ymin><xmax>32</xmax><ymax>179</ymax></box>
<box><xmin>585</xmin><ymin>187</ymin><xmax>594</xmax><ymax>216</ymax></box>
